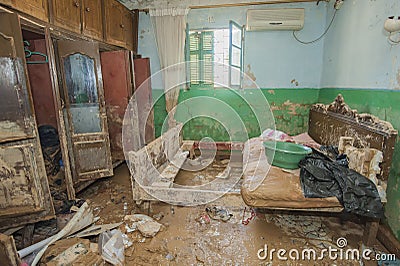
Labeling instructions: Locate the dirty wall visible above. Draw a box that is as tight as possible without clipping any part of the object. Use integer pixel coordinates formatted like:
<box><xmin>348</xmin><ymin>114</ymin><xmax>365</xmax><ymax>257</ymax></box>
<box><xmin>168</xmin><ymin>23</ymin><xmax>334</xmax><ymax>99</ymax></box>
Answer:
<box><xmin>139</xmin><ymin>0</ymin><xmax>400</xmax><ymax>242</ymax></box>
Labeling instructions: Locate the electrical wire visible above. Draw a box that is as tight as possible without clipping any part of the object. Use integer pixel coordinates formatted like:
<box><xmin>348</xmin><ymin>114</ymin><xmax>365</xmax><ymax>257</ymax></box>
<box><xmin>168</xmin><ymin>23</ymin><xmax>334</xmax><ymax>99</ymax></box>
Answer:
<box><xmin>388</xmin><ymin>32</ymin><xmax>400</xmax><ymax>45</ymax></box>
<box><xmin>293</xmin><ymin>9</ymin><xmax>338</xmax><ymax>45</ymax></box>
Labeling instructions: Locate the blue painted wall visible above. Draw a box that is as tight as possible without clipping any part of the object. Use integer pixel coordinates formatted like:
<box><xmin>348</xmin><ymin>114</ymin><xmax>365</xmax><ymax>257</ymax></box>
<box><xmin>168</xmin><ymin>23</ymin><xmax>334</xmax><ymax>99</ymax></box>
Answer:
<box><xmin>321</xmin><ymin>0</ymin><xmax>400</xmax><ymax>89</ymax></box>
<box><xmin>138</xmin><ymin>1</ymin><xmax>328</xmax><ymax>89</ymax></box>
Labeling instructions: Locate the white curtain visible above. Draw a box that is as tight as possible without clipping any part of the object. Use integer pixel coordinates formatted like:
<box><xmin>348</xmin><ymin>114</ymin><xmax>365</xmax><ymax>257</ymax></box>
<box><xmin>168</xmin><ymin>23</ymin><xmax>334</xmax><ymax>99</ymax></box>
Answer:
<box><xmin>150</xmin><ymin>8</ymin><xmax>189</xmax><ymax>128</ymax></box>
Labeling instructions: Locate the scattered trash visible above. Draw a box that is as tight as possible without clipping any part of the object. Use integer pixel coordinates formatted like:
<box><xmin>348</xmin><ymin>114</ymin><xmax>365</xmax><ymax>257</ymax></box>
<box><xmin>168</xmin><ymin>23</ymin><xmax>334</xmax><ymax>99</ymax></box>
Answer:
<box><xmin>70</xmin><ymin>205</ymin><xmax>80</xmax><ymax>212</ymax></box>
<box><xmin>121</xmin><ymin>233</ymin><xmax>133</xmax><ymax>248</ymax></box>
<box><xmin>166</xmin><ymin>253</ymin><xmax>175</xmax><ymax>261</ymax></box>
<box><xmin>299</xmin><ymin>150</ymin><xmax>384</xmax><ymax>218</ymax></box>
<box><xmin>205</xmin><ymin>207</ymin><xmax>233</xmax><ymax>222</ymax></box>
<box><xmin>195</xmin><ymin>174</ymin><xmax>205</xmax><ymax>180</ymax></box>
<box><xmin>38</xmin><ymin>125</ymin><xmax>62</xmax><ymax>176</ymax></box>
<box><xmin>69</xmin><ymin>222</ymin><xmax>122</xmax><ymax>238</ymax></box>
<box><xmin>123</xmin><ymin>202</ymin><xmax>128</xmax><ymax>215</ymax></box>
<box><xmin>260</xmin><ymin>128</ymin><xmax>291</xmax><ymax>142</ymax></box>
<box><xmin>99</xmin><ymin>229</ymin><xmax>125</xmax><ymax>266</ymax></box>
<box><xmin>153</xmin><ymin>212</ymin><xmax>165</xmax><ymax>221</ymax></box>
<box><xmin>220</xmin><ymin>159</ymin><xmax>230</xmax><ymax>165</ymax></box>
<box><xmin>242</xmin><ymin>207</ymin><xmax>256</xmax><ymax>225</ymax></box>
<box><xmin>20</xmin><ymin>202</ymin><xmax>95</xmax><ymax>265</ymax></box>
<box><xmin>216</xmin><ymin>166</ymin><xmax>231</xmax><ymax>179</ymax></box>
<box><xmin>196</xmin><ymin>213</ymin><xmax>211</xmax><ymax>225</ymax></box>
<box><xmin>124</xmin><ymin>214</ymin><xmax>163</xmax><ymax>237</ymax></box>
<box><xmin>42</xmin><ymin>238</ymin><xmax>90</xmax><ymax>265</ymax></box>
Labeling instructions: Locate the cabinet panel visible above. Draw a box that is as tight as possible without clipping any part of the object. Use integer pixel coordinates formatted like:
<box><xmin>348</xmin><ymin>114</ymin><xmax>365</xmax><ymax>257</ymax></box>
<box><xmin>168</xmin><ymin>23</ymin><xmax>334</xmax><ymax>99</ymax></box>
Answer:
<box><xmin>104</xmin><ymin>0</ymin><xmax>125</xmax><ymax>47</ymax></box>
<box><xmin>82</xmin><ymin>0</ymin><xmax>103</xmax><ymax>40</ymax></box>
<box><xmin>123</xmin><ymin>9</ymin><xmax>133</xmax><ymax>50</ymax></box>
<box><xmin>133</xmin><ymin>58</ymin><xmax>155</xmax><ymax>144</ymax></box>
<box><xmin>101</xmin><ymin>50</ymin><xmax>140</xmax><ymax>161</ymax></box>
<box><xmin>14</xmin><ymin>0</ymin><xmax>49</xmax><ymax>22</ymax></box>
<box><xmin>0</xmin><ymin>12</ymin><xmax>54</xmax><ymax>229</ymax></box>
<box><xmin>131</xmin><ymin>10</ymin><xmax>138</xmax><ymax>53</ymax></box>
<box><xmin>0</xmin><ymin>0</ymin><xmax>13</xmax><ymax>7</ymax></box>
<box><xmin>51</xmin><ymin>0</ymin><xmax>81</xmax><ymax>34</ymax></box>
<box><xmin>57</xmin><ymin>40</ymin><xmax>113</xmax><ymax>182</ymax></box>
<box><xmin>0</xmin><ymin>12</ymin><xmax>35</xmax><ymax>143</ymax></box>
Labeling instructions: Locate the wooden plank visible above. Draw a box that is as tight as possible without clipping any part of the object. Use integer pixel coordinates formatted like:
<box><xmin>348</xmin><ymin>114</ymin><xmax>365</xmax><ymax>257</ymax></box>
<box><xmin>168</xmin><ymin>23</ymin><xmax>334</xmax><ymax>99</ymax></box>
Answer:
<box><xmin>21</xmin><ymin>224</ymin><xmax>35</xmax><ymax>247</ymax></box>
<box><xmin>152</xmin><ymin>150</ymin><xmax>189</xmax><ymax>187</ymax></box>
<box><xmin>0</xmin><ymin>234</ymin><xmax>21</xmax><ymax>266</ymax></box>
<box><xmin>363</xmin><ymin>220</ymin><xmax>380</xmax><ymax>246</ymax></box>
<box><xmin>377</xmin><ymin>224</ymin><xmax>400</xmax><ymax>258</ymax></box>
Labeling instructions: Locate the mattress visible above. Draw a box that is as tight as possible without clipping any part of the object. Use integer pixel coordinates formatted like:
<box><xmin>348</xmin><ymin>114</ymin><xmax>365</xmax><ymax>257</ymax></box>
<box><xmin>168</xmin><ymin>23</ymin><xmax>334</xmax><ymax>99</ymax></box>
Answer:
<box><xmin>241</xmin><ymin>137</ymin><xmax>343</xmax><ymax>210</ymax></box>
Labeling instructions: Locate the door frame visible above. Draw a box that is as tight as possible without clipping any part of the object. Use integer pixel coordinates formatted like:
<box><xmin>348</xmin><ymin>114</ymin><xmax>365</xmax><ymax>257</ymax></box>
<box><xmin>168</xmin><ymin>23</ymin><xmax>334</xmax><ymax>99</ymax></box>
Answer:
<box><xmin>56</xmin><ymin>40</ymin><xmax>113</xmax><ymax>183</ymax></box>
<box><xmin>16</xmin><ymin>17</ymin><xmax>77</xmax><ymax>200</ymax></box>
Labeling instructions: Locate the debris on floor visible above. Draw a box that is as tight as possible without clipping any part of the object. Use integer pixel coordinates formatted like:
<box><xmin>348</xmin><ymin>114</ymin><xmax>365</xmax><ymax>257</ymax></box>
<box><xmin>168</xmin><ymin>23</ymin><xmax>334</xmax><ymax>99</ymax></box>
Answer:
<box><xmin>9</xmin><ymin>163</ymin><xmax>396</xmax><ymax>265</ymax></box>
<box><xmin>99</xmin><ymin>229</ymin><xmax>125</xmax><ymax>265</ymax></box>
<box><xmin>206</xmin><ymin>206</ymin><xmax>233</xmax><ymax>222</ymax></box>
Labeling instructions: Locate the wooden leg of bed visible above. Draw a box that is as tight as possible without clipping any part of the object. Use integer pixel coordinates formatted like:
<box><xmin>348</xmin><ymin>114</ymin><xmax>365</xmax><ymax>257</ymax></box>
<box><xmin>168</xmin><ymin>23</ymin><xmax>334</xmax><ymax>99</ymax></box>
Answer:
<box><xmin>363</xmin><ymin>220</ymin><xmax>380</xmax><ymax>246</ymax></box>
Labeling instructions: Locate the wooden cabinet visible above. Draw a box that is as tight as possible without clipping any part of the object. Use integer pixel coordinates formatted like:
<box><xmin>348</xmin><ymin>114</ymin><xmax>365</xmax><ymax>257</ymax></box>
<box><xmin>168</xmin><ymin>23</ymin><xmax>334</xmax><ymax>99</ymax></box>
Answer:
<box><xmin>82</xmin><ymin>0</ymin><xmax>103</xmax><ymax>40</ymax></box>
<box><xmin>51</xmin><ymin>0</ymin><xmax>103</xmax><ymax>40</ymax></box>
<box><xmin>0</xmin><ymin>0</ymin><xmax>49</xmax><ymax>22</ymax></box>
<box><xmin>51</xmin><ymin>0</ymin><xmax>81</xmax><ymax>34</ymax></box>
<box><xmin>123</xmin><ymin>9</ymin><xmax>134</xmax><ymax>50</ymax></box>
<box><xmin>104</xmin><ymin>0</ymin><xmax>135</xmax><ymax>50</ymax></box>
<box><xmin>0</xmin><ymin>0</ymin><xmax>137</xmax><ymax>51</ymax></box>
<box><xmin>104</xmin><ymin>0</ymin><xmax>125</xmax><ymax>47</ymax></box>
<box><xmin>0</xmin><ymin>12</ymin><xmax>54</xmax><ymax>229</ymax></box>
<box><xmin>101</xmin><ymin>50</ymin><xmax>142</xmax><ymax>161</ymax></box>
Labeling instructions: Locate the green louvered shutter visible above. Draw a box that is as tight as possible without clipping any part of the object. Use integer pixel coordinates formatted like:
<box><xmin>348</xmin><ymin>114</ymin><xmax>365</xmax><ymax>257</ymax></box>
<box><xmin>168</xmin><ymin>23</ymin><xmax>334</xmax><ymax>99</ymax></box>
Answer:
<box><xmin>202</xmin><ymin>31</ymin><xmax>214</xmax><ymax>86</ymax></box>
<box><xmin>189</xmin><ymin>32</ymin><xmax>201</xmax><ymax>86</ymax></box>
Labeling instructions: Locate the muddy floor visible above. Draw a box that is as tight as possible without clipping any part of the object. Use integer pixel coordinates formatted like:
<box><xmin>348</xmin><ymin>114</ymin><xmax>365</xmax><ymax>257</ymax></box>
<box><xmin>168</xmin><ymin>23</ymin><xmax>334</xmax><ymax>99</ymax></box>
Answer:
<box><xmin>72</xmin><ymin>163</ymin><xmax>390</xmax><ymax>266</ymax></box>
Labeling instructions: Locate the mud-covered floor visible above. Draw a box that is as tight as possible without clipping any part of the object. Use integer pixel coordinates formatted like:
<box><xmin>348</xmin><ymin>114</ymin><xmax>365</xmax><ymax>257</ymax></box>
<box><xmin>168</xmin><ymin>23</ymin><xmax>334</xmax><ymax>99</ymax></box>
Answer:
<box><xmin>73</xmin><ymin>163</ymin><xmax>390</xmax><ymax>265</ymax></box>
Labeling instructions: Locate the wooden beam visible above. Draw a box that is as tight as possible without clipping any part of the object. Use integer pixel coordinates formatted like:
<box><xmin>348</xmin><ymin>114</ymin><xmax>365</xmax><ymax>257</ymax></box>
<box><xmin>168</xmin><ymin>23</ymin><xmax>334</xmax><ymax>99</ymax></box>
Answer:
<box><xmin>0</xmin><ymin>234</ymin><xmax>21</xmax><ymax>266</ymax></box>
<box><xmin>363</xmin><ymin>220</ymin><xmax>380</xmax><ymax>246</ymax></box>
<box><xmin>377</xmin><ymin>224</ymin><xmax>400</xmax><ymax>259</ymax></box>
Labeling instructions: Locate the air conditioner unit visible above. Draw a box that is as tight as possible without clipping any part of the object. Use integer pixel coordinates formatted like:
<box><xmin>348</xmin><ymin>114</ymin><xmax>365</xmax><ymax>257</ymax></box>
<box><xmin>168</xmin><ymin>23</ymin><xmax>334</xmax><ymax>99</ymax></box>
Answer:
<box><xmin>246</xmin><ymin>8</ymin><xmax>305</xmax><ymax>31</ymax></box>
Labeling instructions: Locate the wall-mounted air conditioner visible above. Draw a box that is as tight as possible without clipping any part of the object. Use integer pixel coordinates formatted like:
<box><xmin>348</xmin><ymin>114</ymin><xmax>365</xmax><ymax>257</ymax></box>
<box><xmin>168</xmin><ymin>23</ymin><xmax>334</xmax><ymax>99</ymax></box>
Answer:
<box><xmin>246</xmin><ymin>8</ymin><xmax>305</xmax><ymax>31</ymax></box>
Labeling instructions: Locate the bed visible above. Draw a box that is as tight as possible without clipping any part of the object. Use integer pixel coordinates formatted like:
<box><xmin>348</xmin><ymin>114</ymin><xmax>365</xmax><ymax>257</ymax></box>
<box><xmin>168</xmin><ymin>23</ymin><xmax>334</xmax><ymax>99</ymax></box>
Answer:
<box><xmin>240</xmin><ymin>94</ymin><xmax>398</xmax><ymax>245</ymax></box>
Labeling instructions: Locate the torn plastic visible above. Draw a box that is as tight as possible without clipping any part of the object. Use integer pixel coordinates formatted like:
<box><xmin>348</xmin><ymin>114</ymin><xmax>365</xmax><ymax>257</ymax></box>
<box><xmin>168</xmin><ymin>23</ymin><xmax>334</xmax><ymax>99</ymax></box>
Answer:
<box><xmin>99</xmin><ymin>230</ymin><xmax>125</xmax><ymax>266</ymax></box>
<box><xmin>299</xmin><ymin>150</ymin><xmax>384</xmax><ymax>218</ymax></box>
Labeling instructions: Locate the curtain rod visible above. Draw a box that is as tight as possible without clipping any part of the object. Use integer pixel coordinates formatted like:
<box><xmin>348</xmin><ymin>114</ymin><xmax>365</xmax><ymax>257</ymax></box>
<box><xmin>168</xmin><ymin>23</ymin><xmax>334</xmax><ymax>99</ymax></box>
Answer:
<box><xmin>138</xmin><ymin>0</ymin><xmax>317</xmax><ymax>12</ymax></box>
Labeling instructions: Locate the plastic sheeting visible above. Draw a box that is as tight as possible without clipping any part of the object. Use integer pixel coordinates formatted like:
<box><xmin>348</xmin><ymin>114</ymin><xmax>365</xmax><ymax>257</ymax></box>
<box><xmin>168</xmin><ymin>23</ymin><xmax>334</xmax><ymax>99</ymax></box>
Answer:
<box><xmin>299</xmin><ymin>150</ymin><xmax>384</xmax><ymax>218</ymax></box>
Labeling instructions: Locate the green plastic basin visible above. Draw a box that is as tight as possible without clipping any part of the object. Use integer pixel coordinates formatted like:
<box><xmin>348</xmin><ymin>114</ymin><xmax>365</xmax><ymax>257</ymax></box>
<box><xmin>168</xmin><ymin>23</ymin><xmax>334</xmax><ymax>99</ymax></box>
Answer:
<box><xmin>263</xmin><ymin>141</ymin><xmax>312</xmax><ymax>169</ymax></box>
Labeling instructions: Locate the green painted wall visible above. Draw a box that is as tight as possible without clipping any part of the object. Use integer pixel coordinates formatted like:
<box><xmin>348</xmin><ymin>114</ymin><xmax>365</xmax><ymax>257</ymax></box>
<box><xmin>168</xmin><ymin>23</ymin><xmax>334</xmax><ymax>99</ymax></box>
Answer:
<box><xmin>153</xmin><ymin>88</ymin><xmax>320</xmax><ymax>140</ymax></box>
<box><xmin>152</xmin><ymin>87</ymin><xmax>400</xmax><ymax>240</ymax></box>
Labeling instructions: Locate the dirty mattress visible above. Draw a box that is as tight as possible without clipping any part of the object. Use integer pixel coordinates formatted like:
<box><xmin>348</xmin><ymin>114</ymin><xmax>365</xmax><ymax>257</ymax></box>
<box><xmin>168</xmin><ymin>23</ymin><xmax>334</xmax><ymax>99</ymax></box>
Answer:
<box><xmin>240</xmin><ymin>137</ymin><xmax>342</xmax><ymax>210</ymax></box>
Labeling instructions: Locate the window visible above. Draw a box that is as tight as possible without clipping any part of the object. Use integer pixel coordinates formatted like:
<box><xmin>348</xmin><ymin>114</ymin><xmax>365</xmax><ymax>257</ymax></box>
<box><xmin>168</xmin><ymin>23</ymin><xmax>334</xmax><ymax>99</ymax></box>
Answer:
<box><xmin>186</xmin><ymin>21</ymin><xmax>243</xmax><ymax>88</ymax></box>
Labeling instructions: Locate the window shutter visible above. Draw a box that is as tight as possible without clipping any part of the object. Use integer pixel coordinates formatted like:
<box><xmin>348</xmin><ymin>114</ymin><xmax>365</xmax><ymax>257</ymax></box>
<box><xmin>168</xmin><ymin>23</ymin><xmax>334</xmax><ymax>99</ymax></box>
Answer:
<box><xmin>189</xmin><ymin>32</ymin><xmax>201</xmax><ymax>85</ymax></box>
<box><xmin>202</xmin><ymin>31</ymin><xmax>214</xmax><ymax>85</ymax></box>
<box><xmin>229</xmin><ymin>21</ymin><xmax>244</xmax><ymax>88</ymax></box>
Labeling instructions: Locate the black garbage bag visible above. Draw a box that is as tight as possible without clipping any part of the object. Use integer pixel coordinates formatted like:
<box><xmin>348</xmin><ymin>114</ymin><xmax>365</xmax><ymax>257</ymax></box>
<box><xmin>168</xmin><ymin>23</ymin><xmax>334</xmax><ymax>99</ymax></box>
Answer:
<box><xmin>299</xmin><ymin>150</ymin><xmax>384</xmax><ymax>218</ymax></box>
<box><xmin>38</xmin><ymin>125</ymin><xmax>62</xmax><ymax>176</ymax></box>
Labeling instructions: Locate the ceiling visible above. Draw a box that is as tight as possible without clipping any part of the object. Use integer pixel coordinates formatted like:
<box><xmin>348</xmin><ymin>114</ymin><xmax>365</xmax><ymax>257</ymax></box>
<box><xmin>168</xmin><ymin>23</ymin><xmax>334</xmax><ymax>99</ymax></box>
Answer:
<box><xmin>117</xmin><ymin>0</ymin><xmax>317</xmax><ymax>10</ymax></box>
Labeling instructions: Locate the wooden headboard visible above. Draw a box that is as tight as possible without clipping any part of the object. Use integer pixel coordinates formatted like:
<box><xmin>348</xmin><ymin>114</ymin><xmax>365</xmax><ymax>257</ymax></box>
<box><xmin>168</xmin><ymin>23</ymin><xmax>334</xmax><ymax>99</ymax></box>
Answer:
<box><xmin>308</xmin><ymin>94</ymin><xmax>398</xmax><ymax>180</ymax></box>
